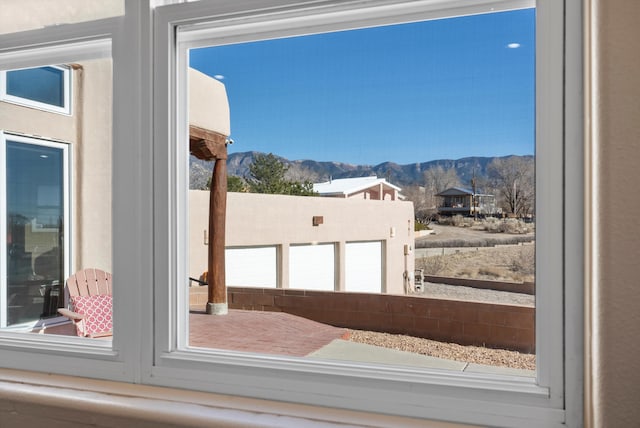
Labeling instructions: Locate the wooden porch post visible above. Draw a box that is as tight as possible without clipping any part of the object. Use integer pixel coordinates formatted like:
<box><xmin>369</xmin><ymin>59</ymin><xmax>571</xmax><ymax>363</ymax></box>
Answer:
<box><xmin>189</xmin><ymin>125</ymin><xmax>229</xmax><ymax>315</ymax></box>
<box><xmin>207</xmin><ymin>157</ymin><xmax>227</xmax><ymax>314</ymax></box>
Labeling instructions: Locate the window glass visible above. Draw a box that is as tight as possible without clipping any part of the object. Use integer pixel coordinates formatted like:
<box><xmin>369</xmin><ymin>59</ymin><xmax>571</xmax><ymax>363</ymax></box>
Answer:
<box><xmin>3</xmin><ymin>66</ymin><xmax>69</xmax><ymax>113</ymax></box>
<box><xmin>0</xmin><ymin>56</ymin><xmax>113</xmax><ymax>338</ymax></box>
<box><xmin>4</xmin><ymin>139</ymin><xmax>66</xmax><ymax>326</ymax></box>
<box><xmin>185</xmin><ymin>8</ymin><xmax>536</xmax><ymax>373</ymax></box>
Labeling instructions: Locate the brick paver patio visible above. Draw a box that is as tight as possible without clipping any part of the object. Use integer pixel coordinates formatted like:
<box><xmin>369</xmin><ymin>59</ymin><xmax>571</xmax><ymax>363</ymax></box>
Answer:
<box><xmin>189</xmin><ymin>309</ymin><xmax>349</xmax><ymax>356</ymax></box>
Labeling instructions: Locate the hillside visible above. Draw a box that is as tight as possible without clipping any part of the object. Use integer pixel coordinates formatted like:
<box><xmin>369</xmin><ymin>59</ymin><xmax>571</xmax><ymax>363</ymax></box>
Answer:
<box><xmin>190</xmin><ymin>152</ymin><xmax>533</xmax><ymax>190</ymax></box>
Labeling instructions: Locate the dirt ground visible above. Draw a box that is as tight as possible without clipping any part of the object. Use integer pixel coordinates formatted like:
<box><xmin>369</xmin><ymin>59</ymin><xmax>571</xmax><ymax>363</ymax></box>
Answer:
<box><xmin>416</xmin><ymin>224</ymin><xmax>535</xmax><ymax>283</ymax></box>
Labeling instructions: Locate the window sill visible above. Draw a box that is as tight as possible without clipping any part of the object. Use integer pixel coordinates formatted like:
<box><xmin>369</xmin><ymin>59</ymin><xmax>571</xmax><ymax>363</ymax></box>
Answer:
<box><xmin>0</xmin><ymin>368</ymin><xmax>469</xmax><ymax>428</ymax></box>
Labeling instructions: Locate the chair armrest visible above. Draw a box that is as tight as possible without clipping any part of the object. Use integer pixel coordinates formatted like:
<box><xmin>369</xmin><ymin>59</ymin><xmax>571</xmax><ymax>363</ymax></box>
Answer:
<box><xmin>57</xmin><ymin>308</ymin><xmax>85</xmax><ymax>321</ymax></box>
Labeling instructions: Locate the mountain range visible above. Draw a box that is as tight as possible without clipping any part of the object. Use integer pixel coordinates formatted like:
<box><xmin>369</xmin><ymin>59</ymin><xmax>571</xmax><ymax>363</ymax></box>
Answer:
<box><xmin>189</xmin><ymin>151</ymin><xmax>534</xmax><ymax>190</ymax></box>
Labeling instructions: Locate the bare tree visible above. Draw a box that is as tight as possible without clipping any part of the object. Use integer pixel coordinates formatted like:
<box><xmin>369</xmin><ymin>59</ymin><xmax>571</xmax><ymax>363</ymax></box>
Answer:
<box><xmin>403</xmin><ymin>185</ymin><xmax>435</xmax><ymax>225</ymax></box>
<box><xmin>423</xmin><ymin>165</ymin><xmax>461</xmax><ymax>210</ymax></box>
<box><xmin>487</xmin><ymin>156</ymin><xmax>534</xmax><ymax>217</ymax></box>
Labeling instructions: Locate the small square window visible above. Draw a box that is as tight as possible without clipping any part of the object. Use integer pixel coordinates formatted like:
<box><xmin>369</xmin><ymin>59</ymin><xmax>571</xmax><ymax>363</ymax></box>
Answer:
<box><xmin>1</xmin><ymin>65</ymin><xmax>71</xmax><ymax>115</ymax></box>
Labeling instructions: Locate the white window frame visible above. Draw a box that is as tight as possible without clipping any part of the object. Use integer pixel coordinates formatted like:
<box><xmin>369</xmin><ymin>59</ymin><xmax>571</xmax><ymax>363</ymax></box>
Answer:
<box><xmin>0</xmin><ymin>132</ymin><xmax>71</xmax><ymax>330</ymax></box>
<box><xmin>0</xmin><ymin>0</ymin><xmax>584</xmax><ymax>426</ymax></box>
<box><xmin>0</xmin><ymin>13</ymin><xmax>147</xmax><ymax>383</ymax></box>
<box><xmin>152</xmin><ymin>0</ymin><xmax>583</xmax><ymax>426</ymax></box>
<box><xmin>0</xmin><ymin>65</ymin><xmax>72</xmax><ymax>115</ymax></box>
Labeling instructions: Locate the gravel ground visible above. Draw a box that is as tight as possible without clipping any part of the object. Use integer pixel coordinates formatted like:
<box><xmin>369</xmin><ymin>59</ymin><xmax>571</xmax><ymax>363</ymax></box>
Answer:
<box><xmin>420</xmin><ymin>282</ymin><xmax>535</xmax><ymax>306</ymax></box>
<box><xmin>368</xmin><ymin>224</ymin><xmax>537</xmax><ymax>370</ymax></box>
<box><xmin>348</xmin><ymin>281</ymin><xmax>535</xmax><ymax>370</ymax></box>
<box><xmin>348</xmin><ymin>330</ymin><xmax>536</xmax><ymax>370</ymax></box>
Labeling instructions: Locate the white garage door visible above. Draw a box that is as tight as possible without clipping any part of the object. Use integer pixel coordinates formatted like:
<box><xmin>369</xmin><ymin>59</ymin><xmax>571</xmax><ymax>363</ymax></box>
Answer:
<box><xmin>289</xmin><ymin>244</ymin><xmax>335</xmax><ymax>291</ymax></box>
<box><xmin>345</xmin><ymin>241</ymin><xmax>382</xmax><ymax>293</ymax></box>
<box><xmin>225</xmin><ymin>246</ymin><xmax>277</xmax><ymax>288</ymax></box>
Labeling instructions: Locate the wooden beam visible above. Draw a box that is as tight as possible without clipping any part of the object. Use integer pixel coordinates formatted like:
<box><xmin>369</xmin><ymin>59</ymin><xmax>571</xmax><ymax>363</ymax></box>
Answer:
<box><xmin>189</xmin><ymin>125</ymin><xmax>227</xmax><ymax>160</ymax></box>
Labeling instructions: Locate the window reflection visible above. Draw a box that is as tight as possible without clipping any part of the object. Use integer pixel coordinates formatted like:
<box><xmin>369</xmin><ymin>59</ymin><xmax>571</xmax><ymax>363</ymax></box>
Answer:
<box><xmin>0</xmin><ymin>56</ymin><xmax>113</xmax><ymax>336</ymax></box>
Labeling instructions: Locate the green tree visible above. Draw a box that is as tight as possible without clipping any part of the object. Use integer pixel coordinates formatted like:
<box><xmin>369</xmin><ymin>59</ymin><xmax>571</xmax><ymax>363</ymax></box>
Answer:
<box><xmin>246</xmin><ymin>153</ymin><xmax>316</xmax><ymax>196</ymax></box>
<box><xmin>204</xmin><ymin>175</ymin><xmax>246</xmax><ymax>192</ymax></box>
<box><xmin>284</xmin><ymin>180</ymin><xmax>316</xmax><ymax>196</ymax></box>
<box><xmin>247</xmin><ymin>153</ymin><xmax>289</xmax><ymax>194</ymax></box>
<box><xmin>227</xmin><ymin>175</ymin><xmax>246</xmax><ymax>192</ymax></box>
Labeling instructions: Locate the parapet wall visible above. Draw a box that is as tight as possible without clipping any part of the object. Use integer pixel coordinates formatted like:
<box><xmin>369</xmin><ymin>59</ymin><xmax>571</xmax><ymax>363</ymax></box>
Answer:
<box><xmin>190</xmin><ymin>286</ymin><xmax>535</xmax><ymax>353</ymax></box>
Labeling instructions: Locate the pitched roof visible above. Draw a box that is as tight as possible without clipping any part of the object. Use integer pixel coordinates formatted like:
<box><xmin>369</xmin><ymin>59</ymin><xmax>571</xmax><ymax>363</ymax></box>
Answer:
<box><xmin>435</xmin><ymin>187</ymin><xmax>474</xmax><ymax>196</ymax></box>
<box><xmin>436</xmin><ymin>187</ymin><xmax>494</xmax><ymax>197</ymax></box>
<box><xmin>313</xmin><ymin>176</ymin><xmax>401</xmax><ymax>196</ymax></box>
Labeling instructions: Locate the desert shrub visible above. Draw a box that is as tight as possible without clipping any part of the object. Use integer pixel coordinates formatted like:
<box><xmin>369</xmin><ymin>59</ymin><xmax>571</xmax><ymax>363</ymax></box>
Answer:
<box><xmin>500</xmin><ymin>219</ymin><xmax>530</xmax><ymax>234</ymax></box>
<box><xmin>416</xmin><ymin>255</ymin><xmax>449</xmax><ymax>276</ymax></box>
<box><xmin>482</xmin><ymin>218</ymin><xmax>531</xmax><ymax>234</ymax></box>
<box><xmin>510</xmin><ymin>245</ymin><xmax>535</xmax><ymax>276</ymax></box>
<box><xmin>415</xmin><ymin>221</ymin><xmax>430</xmax><ymax>232</ymax></box>
<box><xmin>459</xmin><ymin>268</ymin><xmax>475</xmax><ymax>278</ymax></box>
<box><xmin>477</xmin><ymin>266</ymin><xmax>506</xmax><ymax>278</ymax></box>
<box><xmin>438</xmin><ymin>215</ymin><xmax>474</xmax><ymax>227</ymax></box>
<box><xmin>482</xmin><ymin>217</ymin><xmax>501</xmax><ymax>232</ymax></box>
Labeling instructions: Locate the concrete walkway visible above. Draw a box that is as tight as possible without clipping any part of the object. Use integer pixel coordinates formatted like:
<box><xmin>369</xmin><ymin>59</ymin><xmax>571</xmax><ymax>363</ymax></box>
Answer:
<box><xmin>308</xmin><ymin>339</ymin><xmax>535</xmax><ymax>377</ymax></box>
<box><xmin>187</xmin><ymin>309</ymin><xmax>534</xmax><ymax>378</ymax></box>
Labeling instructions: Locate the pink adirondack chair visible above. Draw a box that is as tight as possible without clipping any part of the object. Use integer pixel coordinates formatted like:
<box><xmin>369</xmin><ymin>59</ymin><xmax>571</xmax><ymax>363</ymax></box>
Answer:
<box><xmin>58</xmin><ymin>268</ymin><xmax>113</xmax><ymax>338</ymax></box>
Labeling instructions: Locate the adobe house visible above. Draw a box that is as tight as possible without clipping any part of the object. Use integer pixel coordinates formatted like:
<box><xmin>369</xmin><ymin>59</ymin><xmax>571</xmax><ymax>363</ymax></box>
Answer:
<box><xmin>189</xmin><ymin>190</ymin><xmax>416</xmax><ymax>295</ymax></box>
<box><xmin>313</xmin><ymin>176</ymin><xmax>402</xmax><ymax>201</ymax></box>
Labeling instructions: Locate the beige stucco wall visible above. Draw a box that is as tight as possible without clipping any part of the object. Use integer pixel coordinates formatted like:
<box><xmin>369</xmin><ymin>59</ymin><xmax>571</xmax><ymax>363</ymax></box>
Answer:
<box><xmin>587</xmin><ymin>0</ymin><xmax>640</xmax><ymax>426</ymax></box>
<box><xmin>73</xmin><ymin>59</ymin><xmax>113</xmax><ymax>273</ymax></box>
<box><xmin>189</xmin><ymin>68</ymin><xmax>231</xmax><ymax>136</ymax></box>
<box><xmin>0</xmin><ymin>0</ymin><xmax>124</xmax><ymax>35</ymax></box>
<box><xmin>189</xmin><ymin>190</ymin><xmax>415</xmax><ymax>294</ymax></box>
<box><xmin>0</xmin><ymin>58</ymin><xmax>113</xmax><ymax>275</ymax></box>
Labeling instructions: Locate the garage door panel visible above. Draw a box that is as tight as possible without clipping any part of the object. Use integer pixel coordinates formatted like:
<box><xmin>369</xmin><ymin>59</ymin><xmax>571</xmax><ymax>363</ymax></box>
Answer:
<box><xmin>289</xmin><ymin>244</ymin><xmax>335</xmax><ymax>291</ymax></box>
<box><xmin>226</xmin><ymin>246</ymin><xmax>277</xmax><ymax>288</ymax></box>
<box><xmin>345</xmin><ymin>241</ymin><xmax>382</xmax><ymax>293</ymax></box>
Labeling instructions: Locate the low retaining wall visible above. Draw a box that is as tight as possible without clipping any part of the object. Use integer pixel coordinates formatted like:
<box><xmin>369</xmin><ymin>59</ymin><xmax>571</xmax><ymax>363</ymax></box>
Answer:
<box><xmin>190</xmin><ymin>286</ymin><xmax>535</xmax><ymax>353</ymax></box>
<box><xmin>423</xmin><ymin>275</ymin><xmax>535</xmax><ymax>295</ymax></box>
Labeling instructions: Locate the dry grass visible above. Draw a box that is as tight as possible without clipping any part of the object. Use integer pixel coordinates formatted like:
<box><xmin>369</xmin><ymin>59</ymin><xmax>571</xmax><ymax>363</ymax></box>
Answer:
<box><xmin>416</xmin><ymin>244</ymin><xmax>535</xmax><ymax>283</ymax></box>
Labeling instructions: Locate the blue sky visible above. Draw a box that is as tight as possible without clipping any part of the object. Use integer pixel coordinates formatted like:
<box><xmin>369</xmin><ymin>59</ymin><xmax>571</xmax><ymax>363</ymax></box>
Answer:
<box><xmin>190</xmin><ymin>8</ymin><xmax>535</xmax><ymax>166</ymax></box>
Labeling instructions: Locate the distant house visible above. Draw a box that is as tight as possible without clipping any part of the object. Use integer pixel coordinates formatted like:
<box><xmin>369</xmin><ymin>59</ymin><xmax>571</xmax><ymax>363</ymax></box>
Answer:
<box><xmin>313</xmin><ymin>176</ymin><xmax>402</xmax><ymax>201</ymax></box>
<box><xmin>436</xmin><ymin>187</ymin><xmax>498</xmax><ymax>216</ymax></box>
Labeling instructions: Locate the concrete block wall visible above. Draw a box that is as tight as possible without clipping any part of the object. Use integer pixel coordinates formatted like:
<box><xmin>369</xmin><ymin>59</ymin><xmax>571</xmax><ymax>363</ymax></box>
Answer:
<box><xmin>190</xmin><ymin>286</ymin><xmax>534</xmax><ymax>353</ymax></box>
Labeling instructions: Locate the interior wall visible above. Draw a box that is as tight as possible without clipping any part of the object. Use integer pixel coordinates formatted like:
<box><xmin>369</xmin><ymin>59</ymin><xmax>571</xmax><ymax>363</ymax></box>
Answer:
<box><xmin>589</xmin><ymin>0</ymin><xmax>640</xmax><ymax>426</ymax></box>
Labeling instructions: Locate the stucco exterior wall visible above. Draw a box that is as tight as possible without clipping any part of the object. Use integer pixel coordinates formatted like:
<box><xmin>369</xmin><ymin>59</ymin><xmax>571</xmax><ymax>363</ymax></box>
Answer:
<box><xmin>188</xmin><ymin>68</ymin><xmax>230</xmax><ymax>136</ymax></box>
<box><xmin>189</xmin><ymin>190</ymin><xmax>415</xmax><ymax>294</ymax></box>
<box><xmin>0</xmin><ymin>0</ymin><xmax>124</xmax><ymax>35</ymax></box>
<box><xmin>73</xmin><ymin>59</ymin><xmax>113</xmax><ymax>273</ymax></box>
<box><xmin>0</xmin><ymin>58</ymin><xmax>113</xmax><ymax>274</ymax></box>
